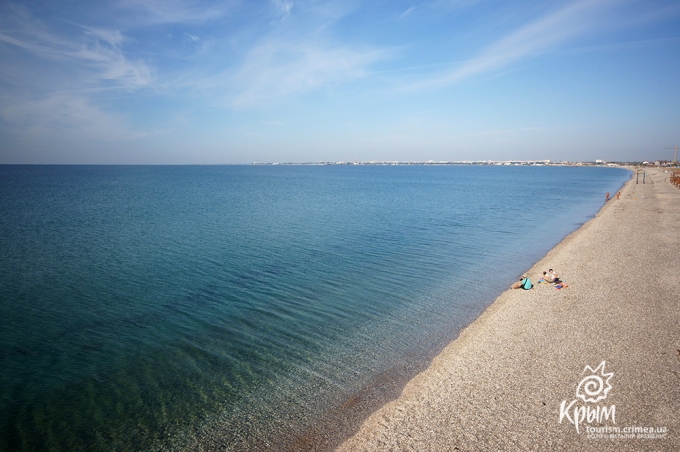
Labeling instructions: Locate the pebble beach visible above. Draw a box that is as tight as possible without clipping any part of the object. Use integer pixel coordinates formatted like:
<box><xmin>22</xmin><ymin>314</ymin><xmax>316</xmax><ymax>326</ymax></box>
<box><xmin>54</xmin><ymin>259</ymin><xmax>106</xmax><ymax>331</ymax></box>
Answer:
<box><xmin>335</xmin><ymin>168</ymin><xmax>680</xmax><ymax>452</ymax></box>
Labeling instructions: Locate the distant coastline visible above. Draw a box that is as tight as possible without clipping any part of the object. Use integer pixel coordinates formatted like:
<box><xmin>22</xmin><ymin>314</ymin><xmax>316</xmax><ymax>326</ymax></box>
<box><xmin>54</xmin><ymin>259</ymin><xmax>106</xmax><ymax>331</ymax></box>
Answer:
<box><xmin>2</xmin><ymin>161</ymin><xmax>674</xmax><ymax>168</ymax></box>
<box><xmin>251</xmin><ymin>160</ymin><xmax>676</xmax><ymax>167</ymax></box>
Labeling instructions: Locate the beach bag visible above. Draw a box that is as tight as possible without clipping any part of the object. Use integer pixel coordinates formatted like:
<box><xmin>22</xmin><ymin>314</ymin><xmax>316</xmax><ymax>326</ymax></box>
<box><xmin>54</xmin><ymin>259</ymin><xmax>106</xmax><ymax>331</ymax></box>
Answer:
<box><xmin>522</xmin><ymin>278</ymin><xmax>533</xmax><ymax>290</ymax></box>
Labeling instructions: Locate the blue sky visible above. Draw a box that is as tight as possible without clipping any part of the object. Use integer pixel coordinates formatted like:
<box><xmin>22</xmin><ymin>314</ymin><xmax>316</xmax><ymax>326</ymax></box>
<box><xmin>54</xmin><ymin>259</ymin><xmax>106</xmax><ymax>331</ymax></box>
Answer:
<box><xmin>1</xmin><ymin>0</ymin><xmax>679</xmax><ymax>164</ymax></box>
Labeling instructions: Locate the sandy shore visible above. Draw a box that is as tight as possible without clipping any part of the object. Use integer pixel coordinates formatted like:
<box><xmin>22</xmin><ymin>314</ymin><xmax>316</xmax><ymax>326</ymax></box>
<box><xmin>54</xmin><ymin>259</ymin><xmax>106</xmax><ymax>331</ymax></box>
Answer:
<box><xmin>336</xmin><ymin>169</ymin><xmax>680</xmax><ymax>452</ymax></box>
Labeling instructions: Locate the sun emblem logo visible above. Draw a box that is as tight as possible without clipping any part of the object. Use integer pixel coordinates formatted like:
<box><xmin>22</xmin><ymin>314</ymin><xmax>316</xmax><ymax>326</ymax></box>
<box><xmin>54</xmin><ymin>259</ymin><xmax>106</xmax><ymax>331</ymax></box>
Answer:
<box><xmin>575</xmin><ymin>361</ymin><xmax>613</xmax><ymax>403</ymax></box>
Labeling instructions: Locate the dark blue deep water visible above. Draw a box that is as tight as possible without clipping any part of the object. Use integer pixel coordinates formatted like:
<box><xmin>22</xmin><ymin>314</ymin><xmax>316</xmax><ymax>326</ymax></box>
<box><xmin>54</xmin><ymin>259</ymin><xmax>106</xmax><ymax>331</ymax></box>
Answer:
<box><xmin>0</xmin><ymin>165</ymin><xmax>629</xmax><ymax>451</ymax></box>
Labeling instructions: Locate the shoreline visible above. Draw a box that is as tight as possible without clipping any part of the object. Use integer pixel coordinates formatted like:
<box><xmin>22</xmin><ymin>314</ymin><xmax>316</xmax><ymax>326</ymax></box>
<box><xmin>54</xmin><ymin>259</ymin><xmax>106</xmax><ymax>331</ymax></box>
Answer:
<box><xmin>330</xmin><ymin>168</ymin><xmax>679</xmax><ymax>451</ymax></box>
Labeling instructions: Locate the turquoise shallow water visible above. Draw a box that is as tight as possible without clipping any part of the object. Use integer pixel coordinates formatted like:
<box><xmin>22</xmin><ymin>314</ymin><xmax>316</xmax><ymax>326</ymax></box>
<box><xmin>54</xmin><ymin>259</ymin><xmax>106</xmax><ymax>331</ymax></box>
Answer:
<box><xmin>0</xmin><ymin>165</ymin><xmax>629</xmax><ymax>451</ymax></box>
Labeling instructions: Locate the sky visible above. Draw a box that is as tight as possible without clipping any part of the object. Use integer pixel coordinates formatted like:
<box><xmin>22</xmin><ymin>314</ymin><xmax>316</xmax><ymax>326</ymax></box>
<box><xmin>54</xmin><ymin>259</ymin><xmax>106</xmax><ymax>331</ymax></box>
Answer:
<box><xmin>1</xmin><ymin>0</ymin><xmax>679</xmax><ymax>164</ymax></box>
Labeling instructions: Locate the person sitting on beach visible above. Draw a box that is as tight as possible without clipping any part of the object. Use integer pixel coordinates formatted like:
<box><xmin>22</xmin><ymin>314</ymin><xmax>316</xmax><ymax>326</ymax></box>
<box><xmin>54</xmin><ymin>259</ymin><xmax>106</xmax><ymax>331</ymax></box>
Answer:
<box><xmin>547</xmin><ymin>269</ymin><xmax>561</xmax><ymax>283</ymax></box>
<box><xmin>512</xmin><ymin>276</ymin><xmax>533</xmax><ymax>290</ymax></box>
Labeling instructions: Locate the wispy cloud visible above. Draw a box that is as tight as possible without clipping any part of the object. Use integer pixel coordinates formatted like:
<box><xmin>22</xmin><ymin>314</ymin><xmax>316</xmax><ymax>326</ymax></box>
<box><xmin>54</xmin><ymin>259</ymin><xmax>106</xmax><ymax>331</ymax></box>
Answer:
<box><xmin>398</xmin><ymin>7</ymin><xmax>416</xmax><ymax>19</ymax></box>
<box><xmin>77</xmin><ymin>27</ymin><xmax>152</xmax><ymax>88</ymax></box>
<box><xmin>272</xmin><ymin>0</ymin><xmax>294</xmax><ymax>21</ymax></box>
<box><xmin>0</xmin><ymin>93</ymin><xmax>146</xmax><ymax>142</ymax></box>
<box><xmin>116</xmin><ymin>0</ymin><xmax>235</xmax><ymax>25</ymax></box>
<box><xmin>408</xmin><ymin>0</ymin><xmax>625</xmax><ymax>89</ymax></box>
<box><xmin>0</xmin><ymin>4</ymin><xmax>76</xmax><ymax>62</ymax></box>
<box><xmin>0</xmin><ymin>3</ymin><xmax>153</xmax><ymax>147</ymax></box>
<box><xmin>0</xmin><ymin>5</ymin><xmax>152</xmax><ymax>90</ymax></box>
<box><xmin>223</xmin><ymin>39</ymin><xmax>388</xmax><ymax>107</ymax></box>
<box><xmin>184</xmin><ymin>32</ymin><xmax>200</xmax><ymax>42</ymax></box>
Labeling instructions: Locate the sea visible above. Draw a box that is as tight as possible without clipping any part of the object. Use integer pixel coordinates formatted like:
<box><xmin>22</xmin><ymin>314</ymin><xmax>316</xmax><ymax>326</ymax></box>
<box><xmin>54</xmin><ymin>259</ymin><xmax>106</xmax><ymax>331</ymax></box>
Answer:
<box><xmin>0</xmin><ymin>164</ymin><xmax>630</xmax><ymax>451</ymax></box>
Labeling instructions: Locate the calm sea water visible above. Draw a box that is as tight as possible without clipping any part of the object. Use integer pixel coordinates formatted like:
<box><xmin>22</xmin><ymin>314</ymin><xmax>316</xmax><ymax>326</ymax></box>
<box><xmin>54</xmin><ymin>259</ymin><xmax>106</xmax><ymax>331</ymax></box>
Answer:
<box><xmin>0</xmin><ymin>165</ymin><xmax>629</xmax><ymax>451</ymax></box>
